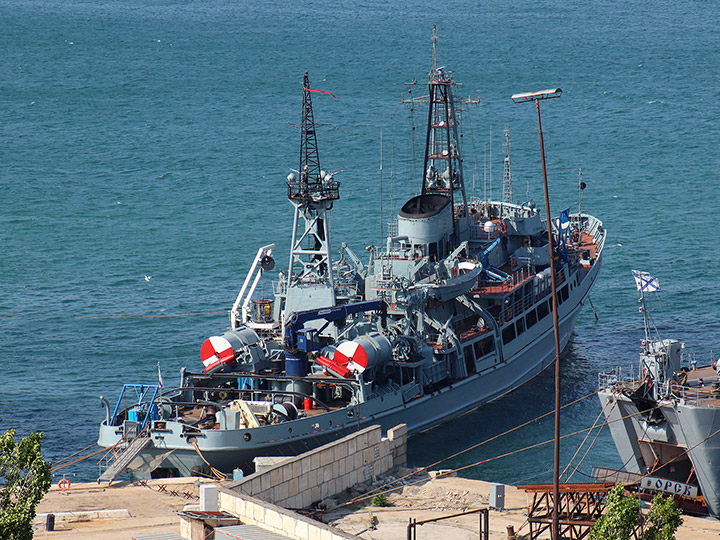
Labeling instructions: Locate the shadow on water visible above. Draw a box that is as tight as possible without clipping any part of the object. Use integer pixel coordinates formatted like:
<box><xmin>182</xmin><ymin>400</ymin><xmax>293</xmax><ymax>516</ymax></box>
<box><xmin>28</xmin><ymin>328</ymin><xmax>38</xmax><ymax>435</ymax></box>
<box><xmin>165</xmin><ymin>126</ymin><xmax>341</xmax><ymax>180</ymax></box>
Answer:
<box><xmin>407</xmin><ymin>334</ymin><xmax>624</xmax><ymax>486</ymax></box>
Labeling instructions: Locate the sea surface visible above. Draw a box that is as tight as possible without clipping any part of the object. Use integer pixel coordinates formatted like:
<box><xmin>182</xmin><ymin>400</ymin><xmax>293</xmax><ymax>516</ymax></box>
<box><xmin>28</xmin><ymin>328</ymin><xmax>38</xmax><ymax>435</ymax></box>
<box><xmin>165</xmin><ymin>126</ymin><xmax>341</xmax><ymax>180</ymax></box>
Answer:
<box><xmin>2</xmin><ymin>0</ymin><xmax>720</xmax><ymax>486</ymax></box>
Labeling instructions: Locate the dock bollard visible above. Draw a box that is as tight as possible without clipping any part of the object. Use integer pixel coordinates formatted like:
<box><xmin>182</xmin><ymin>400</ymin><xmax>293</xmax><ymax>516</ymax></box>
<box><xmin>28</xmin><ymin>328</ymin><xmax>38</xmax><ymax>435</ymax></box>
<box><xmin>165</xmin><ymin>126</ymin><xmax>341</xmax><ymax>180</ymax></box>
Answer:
<box><xmin>506</xmin><ymin>525</ymin><xmax>516</xmax><ymax>540</ymax></box>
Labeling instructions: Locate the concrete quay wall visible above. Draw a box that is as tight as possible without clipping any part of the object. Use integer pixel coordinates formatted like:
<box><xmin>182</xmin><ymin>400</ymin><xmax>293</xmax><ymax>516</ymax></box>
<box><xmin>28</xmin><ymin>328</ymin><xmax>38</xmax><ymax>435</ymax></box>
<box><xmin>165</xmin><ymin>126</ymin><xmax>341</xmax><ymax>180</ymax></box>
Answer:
<box><xmin>224</xmin><ymin>424</ymin><xmax>407</xmax><ymax>509</ymax></box>
<box><xmin>201</xmin><ymin>424</ymin><xmax>407</xmax><ymax>540</ymax></box>
<box><xmin>215</xmin><ymin>492</ymin><xmax>358</xmax><ymax>540</ymax></box>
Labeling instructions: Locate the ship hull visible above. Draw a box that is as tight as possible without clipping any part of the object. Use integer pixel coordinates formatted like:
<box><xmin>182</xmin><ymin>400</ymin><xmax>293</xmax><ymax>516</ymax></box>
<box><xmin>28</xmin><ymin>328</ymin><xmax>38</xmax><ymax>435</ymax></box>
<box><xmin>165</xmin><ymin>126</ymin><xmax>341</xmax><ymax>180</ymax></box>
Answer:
<box><xmin>99</xmin><ymin>260</ymin><xmax>596</xmax><ymax>479</ymax></box>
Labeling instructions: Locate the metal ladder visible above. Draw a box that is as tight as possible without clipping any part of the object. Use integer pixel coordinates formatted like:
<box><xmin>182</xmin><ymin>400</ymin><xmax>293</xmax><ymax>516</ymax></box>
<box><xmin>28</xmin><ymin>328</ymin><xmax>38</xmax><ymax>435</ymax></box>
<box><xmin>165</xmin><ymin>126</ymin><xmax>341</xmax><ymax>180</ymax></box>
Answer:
<box><xmin>97</xmin><ymin>436</ymin><xmax>151</xmax><ymax>483</ymax></box>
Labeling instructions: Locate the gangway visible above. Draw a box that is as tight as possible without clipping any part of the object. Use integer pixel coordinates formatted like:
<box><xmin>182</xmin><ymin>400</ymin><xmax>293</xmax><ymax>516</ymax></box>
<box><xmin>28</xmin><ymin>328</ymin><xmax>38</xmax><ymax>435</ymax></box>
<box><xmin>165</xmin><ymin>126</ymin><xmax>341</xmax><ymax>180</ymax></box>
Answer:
<box><xmin>97</xmin><ymin>435</ymin><xmax>152</xmax><ymax>483</ymax></box>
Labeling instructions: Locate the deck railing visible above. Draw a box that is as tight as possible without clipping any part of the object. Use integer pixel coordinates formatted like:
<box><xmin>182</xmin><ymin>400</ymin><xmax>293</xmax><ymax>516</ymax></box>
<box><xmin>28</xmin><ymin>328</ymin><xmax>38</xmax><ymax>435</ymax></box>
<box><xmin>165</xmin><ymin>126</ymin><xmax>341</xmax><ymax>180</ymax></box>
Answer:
<box><xmin>599</xmin><ymin>366</ymin><xmax>720</xmax><ymax>409</ymax></box>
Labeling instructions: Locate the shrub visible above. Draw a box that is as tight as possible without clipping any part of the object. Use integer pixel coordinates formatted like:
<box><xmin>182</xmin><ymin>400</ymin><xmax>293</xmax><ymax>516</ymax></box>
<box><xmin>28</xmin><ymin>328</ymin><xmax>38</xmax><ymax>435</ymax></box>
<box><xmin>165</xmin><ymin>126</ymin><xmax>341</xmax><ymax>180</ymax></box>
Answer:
<box><xmin>0</xmin><ymin>430</ymin><xmax>52</xmax><ymax>540</ymax></box>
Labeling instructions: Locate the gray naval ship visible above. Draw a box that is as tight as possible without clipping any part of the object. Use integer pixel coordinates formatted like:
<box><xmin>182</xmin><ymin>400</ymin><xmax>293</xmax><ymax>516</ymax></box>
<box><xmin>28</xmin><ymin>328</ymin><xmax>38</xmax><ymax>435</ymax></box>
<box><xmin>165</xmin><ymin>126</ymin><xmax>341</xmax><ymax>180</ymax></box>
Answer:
<box><xmin>97</xmin><ymin>53</ymin><xmax>606</xmax><ymax>482</ymax></box>
<box><xmin>598</xmin><ymin>271</ymin><xmax>720</xmax><ymax>517</ymax></box>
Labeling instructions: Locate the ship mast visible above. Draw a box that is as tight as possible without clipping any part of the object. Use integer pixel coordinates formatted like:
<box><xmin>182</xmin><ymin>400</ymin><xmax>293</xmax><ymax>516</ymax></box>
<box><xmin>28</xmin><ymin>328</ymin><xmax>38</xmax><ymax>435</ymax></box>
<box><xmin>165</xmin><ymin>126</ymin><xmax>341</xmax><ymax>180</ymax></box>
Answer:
<box><xmin>501</xmin><ymin>126</ymin><xmax>513</xmax><ymax>215</ymax></box>
<box><xmin>502</xmin><ymin>127</ymin><xmax>513</xmax><ymax>203</ymax></box>
<box><xmin>285</xmin><ymin>73</ymin><xmax>340</xmax><ymax>307</ymax></box>
<box><xmin>422</xmin><ymin>28</ymin><xmax>467</xmax><ymax>219</ymax></box>
<box><xmin>405</xmin><ymin>27</ymin><xmax>477</xmax><ymax>244</ymax></box>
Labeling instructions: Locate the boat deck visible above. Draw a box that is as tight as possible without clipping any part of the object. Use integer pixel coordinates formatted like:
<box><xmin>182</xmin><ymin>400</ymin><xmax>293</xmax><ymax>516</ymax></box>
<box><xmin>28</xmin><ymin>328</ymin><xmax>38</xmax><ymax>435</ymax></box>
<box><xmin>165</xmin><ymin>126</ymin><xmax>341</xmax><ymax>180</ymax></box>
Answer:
<box><xmin>573</xmin><ymin>230</ymin><xmax>599</xmax><ymax>262</ymax></box>
<box><xmin>672</xmin><ymin>365</ymin><xmax>720</xmax><ymax>406</ymax></box>
<box><xmin>608</xmin><ymin>364</ymin><xmax>720</xmax><ymax>407</ymax></box>
<box><xmin>471</xmin><ymin>270</ymin><xmax>534</xmax><ymax>296</ymax></box>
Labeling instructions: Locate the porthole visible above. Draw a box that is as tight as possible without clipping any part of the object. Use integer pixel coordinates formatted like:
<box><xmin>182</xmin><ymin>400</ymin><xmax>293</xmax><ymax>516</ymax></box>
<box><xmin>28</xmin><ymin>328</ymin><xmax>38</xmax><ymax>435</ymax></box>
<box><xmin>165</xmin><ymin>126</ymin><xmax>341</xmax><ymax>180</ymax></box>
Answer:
<box><xmin>243</xmin><ymin>433</ymin><xmax>251</xmax><ymax>441</ymax></box>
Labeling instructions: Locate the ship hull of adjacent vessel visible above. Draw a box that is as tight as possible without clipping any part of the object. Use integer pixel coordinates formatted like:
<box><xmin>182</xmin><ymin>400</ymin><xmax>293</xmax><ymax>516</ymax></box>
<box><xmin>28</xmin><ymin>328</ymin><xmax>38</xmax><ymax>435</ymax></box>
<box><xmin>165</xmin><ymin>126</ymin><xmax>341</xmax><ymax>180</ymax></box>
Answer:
<box><xmin>599</xmin><ymin>387</ymin><xmax>720</xmax><ymax>517</ymax></box>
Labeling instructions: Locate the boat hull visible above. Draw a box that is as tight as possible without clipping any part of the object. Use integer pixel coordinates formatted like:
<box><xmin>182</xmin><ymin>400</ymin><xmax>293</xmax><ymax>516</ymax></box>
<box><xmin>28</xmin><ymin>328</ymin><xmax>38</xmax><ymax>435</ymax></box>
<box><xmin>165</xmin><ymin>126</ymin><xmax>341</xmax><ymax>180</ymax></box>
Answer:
<box><xmin>99</xmin><ymin>262</ymin><xmax>596</xmax><ymax>479</ymax></box>
<box><xmin>599</xmin><ymin>388</ymin><xmax>720</xmax><ymax>517</ymax></box>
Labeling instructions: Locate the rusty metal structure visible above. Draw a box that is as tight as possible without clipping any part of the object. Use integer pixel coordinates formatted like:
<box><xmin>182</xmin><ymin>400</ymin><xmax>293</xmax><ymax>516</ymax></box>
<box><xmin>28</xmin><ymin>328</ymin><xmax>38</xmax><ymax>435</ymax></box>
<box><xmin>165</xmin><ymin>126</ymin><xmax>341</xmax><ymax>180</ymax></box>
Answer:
<box><xmin>511</xmin><ymin>88</ymin><xmax>563</xmax><ymax>539</ymax></box>
<box><xmin>520</xmin><ymin>482</ymin><xmax>616</xmax><ymax>540</ymax></box>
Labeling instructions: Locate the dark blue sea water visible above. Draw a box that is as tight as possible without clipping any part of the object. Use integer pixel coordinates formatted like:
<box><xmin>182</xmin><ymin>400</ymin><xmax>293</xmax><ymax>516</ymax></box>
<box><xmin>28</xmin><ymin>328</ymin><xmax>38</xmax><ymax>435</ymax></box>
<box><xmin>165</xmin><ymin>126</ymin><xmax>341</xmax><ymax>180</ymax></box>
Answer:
<box><xmin>2</xmin><ymin>0</ymin><xmax>720</xmax><ymax>486</ymax></box>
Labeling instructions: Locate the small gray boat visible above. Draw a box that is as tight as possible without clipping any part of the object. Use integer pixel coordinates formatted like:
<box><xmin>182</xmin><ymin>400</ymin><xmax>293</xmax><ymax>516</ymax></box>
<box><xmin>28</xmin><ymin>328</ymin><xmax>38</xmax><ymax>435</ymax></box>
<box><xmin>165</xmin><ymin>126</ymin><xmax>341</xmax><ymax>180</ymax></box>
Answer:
<box><xmin>97</xmin><ymin>47</ymin><xmax>605</xmax><ymax>482</ymax></box>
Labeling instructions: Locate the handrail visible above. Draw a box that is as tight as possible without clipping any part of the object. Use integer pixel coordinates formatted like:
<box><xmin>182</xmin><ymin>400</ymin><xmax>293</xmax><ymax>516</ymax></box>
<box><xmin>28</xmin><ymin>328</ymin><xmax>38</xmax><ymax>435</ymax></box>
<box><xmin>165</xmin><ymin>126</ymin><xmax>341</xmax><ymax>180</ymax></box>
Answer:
<box><xmin>157</xmin><ymin>390</ymin><xmax>334</xmax><ymax>413</ymax></box>
<box><xmin>109</xmin><ymin>384</ymin><xmax>160</xmax><ymax>431</ymax></box>
<box><xmin>181</xmin><ymin>370</ymin><xmax>361</xmax><ymax>388</ymax></box>
<box><xmin>109</xmin><ymin>387</ymin><xmax>338</xmax><ymax>427</ymax></box>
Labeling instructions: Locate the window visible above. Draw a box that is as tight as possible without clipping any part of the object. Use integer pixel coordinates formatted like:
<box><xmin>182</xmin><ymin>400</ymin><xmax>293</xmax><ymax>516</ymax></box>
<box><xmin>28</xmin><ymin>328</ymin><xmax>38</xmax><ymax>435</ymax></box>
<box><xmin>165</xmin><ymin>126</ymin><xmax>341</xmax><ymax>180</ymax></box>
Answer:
<box><xmin>537</xmin><ymin>301</ymin><xmax>549</xmax><ymax>319</ymax></box>
<box><xmin>502</xmin><ymin>324</ymin><xmax>516</xmax><ymax>345</ymax></box>
<box><xmin>474</xmin><ymin>336</ymin><xmax>495</xmax><ymax>358</ymax></box>
<box><xmin>526</xmin><ymin>309</ymin><xmax>537</xmax><ymax>328</ymax></box>
<box><xmin>464</xmin><ymin>346</ymin><xmax>476</xmax><ymax>374</ymax></box>
<box><xmin>558</xmin><ymin>286</ymin><xmax>569</xmax><ymax>305</ymax></box>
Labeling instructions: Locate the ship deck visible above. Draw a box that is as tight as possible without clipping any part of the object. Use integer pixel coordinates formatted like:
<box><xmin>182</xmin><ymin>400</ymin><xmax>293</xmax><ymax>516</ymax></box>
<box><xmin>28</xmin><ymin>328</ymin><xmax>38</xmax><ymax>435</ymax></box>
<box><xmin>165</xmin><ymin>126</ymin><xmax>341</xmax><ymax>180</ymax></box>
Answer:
<box><xmin>608</xmin><ymin>364</ymin><xmax>720</xmax><ymax>407</ymax></box>
<box><xmin>575</xmin><ymin>230</ymin><xmax>598</xmax><ymax>261</ymax></box>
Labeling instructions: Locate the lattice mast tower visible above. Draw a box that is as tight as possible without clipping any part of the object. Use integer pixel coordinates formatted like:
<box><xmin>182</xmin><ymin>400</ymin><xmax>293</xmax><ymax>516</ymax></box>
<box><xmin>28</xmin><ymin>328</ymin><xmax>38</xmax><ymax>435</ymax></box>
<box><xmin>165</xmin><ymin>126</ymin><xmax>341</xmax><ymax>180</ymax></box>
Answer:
<box><xmin>285</xmin><ymin>73</ymin><xmax>340</xmax><ymax>308</ymax></box>
<box><xmin>502</xmin><ymin>126</ymin><xmax>513</xmax><ymax>204</ymax></box>
<box><xmin>405</xmin><ymin>27</ymin><xmax>478</xmax><ymax>244</ymax></box>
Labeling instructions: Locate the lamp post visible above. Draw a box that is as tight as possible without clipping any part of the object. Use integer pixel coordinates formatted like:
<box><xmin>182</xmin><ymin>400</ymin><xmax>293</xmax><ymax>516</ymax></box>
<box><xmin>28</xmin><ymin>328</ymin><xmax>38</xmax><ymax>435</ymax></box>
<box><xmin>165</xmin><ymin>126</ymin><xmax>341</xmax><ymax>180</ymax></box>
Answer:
<box><xmin>511</xmin><ymin>88</ymin><xmax>563</xmax><ymax>540</ymax></box>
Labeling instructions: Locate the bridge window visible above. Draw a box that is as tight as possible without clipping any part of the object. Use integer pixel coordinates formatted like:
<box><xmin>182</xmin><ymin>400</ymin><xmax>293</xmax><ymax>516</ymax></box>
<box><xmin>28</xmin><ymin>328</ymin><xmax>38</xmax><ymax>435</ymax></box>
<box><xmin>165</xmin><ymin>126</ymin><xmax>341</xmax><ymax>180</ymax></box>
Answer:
<box><xmin>463</xmin><ymin>346</ymin><xmax>476</xmax><ymax>374</ymax></box>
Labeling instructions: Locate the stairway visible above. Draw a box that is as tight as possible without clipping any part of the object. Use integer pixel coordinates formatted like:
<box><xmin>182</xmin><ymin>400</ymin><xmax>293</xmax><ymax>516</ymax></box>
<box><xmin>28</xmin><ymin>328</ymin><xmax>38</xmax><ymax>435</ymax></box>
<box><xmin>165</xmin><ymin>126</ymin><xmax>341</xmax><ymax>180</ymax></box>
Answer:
<box><xmin>98</xmin><ymin>436</ymin><xmax>152</xmax><ymax>483</ymax></box>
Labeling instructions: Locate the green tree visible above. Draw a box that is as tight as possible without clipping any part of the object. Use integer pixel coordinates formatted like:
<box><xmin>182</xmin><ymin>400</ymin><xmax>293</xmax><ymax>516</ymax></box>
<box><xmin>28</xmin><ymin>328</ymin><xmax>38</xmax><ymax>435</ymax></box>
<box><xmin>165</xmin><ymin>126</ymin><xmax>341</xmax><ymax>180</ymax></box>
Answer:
<box><xmin>0</xmin><ymin>430</ymin><xmax>52</xmax><ymax>540</ymax></box>
<box><xmin>640</xmin><ymin>492</ymin><xmax>683</xmax><ymax>540</ymax></box>
<box><xmin>590</xmin><ymin>483</ymin><xmax>641</xmax><ymax>540</ymax></box>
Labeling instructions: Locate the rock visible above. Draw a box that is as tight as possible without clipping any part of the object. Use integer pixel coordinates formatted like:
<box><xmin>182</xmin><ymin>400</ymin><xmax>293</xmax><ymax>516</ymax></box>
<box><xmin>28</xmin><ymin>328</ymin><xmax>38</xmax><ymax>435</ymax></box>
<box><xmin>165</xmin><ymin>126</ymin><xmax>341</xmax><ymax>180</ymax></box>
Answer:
<box><xmin>320</xmin><ymin>497</ymin><xmax>338</xmax><ymax>510</ymax></box>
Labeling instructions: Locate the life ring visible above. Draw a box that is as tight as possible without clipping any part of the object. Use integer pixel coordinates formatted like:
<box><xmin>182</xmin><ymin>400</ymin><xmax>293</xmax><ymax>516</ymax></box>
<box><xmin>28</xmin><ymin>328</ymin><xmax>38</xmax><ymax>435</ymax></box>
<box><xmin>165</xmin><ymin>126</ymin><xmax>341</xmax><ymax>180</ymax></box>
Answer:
<box><xmin>58</xmin><ymin>478</ymin><xmax>71</xmax><ymax>491</ymax></box>
<box><xmin>452</xmin><ymin>267</ymin><xmax>458</xmax><ymax>278</ymax></box>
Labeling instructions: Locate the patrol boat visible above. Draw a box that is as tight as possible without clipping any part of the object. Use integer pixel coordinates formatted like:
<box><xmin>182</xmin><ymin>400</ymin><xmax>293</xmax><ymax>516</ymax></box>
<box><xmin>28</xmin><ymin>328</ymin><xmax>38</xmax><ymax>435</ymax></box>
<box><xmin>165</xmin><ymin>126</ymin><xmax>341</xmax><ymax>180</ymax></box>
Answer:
<box><xmin>598</xmin><ymin>271</ymin><xmax>720</xmax><ymax>517</ymax></box>
<box><xmin>97</xmin><ymin>55</ymin><xmax>606</xmax><ymax>481</ymax></box>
